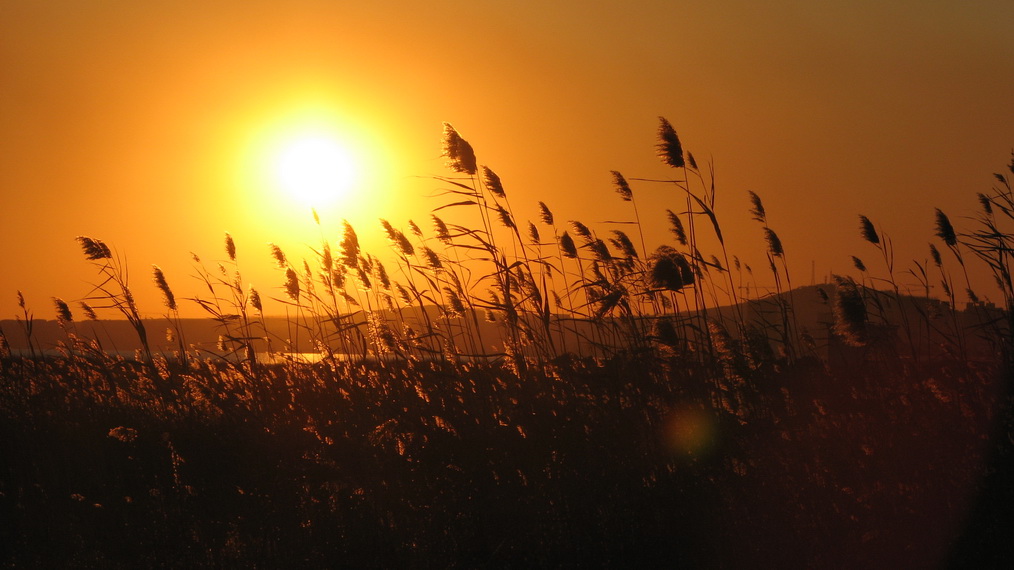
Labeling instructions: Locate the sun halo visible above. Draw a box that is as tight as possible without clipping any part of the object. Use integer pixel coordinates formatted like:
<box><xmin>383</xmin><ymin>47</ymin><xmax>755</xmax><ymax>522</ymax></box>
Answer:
<box><xmin>270</xmin><ymin>132</ymin><xmax>359</xmax><ymax>208</ymax></box>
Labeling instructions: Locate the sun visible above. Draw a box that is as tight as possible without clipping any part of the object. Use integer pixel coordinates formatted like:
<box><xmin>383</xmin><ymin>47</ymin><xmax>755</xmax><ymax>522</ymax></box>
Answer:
<box><xmin>271</xmin><ymin>132</ymin><xmax>359</xmax><ymax>207</ymax></box>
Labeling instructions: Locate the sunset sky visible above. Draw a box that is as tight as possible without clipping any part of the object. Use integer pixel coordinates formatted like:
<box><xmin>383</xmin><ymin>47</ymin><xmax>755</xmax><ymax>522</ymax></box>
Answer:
<box><xmin>2</xmin><ymin>0</ymin><xmax>1013</xmax><ymax>320</ymax></box>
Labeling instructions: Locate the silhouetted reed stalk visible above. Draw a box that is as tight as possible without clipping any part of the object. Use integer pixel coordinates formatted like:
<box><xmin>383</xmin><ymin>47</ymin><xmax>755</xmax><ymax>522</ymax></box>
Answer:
<box><xmin>152</xmin><ymin>264</ymin><xmax>188</xmax><ymax>367</ymax></box>
<box><xmin>745</xmin><ymin>192</ymin><xmax>797</xmax><ymax>361</ymax></box>
<box><xmin>76</xmin><ymin>236</ymin><xmax>152</xmax><ymax>363</ymax></box>
<box><xmin>957</xmin><ymin>157</ymin><xmax>1014</xmax><ymax>362</ymax></box>
<box><xmin>438</xmin><ymin>124</ymin><xmax>526</xmax><ymax>371</ymax></box>
<box><xmin>14</xmin><ymin>291</ymin><xmax>37</xmax><ymax>361</ymax></box>
<box><xmin>857</xmin><ymin>216</ymin><xmax>921</xmax><ymax>362</ymax></box>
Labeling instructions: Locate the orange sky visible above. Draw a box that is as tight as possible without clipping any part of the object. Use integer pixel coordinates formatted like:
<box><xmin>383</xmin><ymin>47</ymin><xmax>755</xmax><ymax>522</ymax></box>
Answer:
<box><xmin>2</xmin><ymin>0</ymin><xmax>1013</xmax><ymax>320</ymax></box>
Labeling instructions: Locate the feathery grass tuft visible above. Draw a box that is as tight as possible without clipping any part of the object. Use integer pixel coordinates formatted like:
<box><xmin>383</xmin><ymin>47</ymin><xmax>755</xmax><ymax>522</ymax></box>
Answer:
<box><xmin>442</xmin><ymin>123</ymin><xmax>477</xmax><ymax>176</ymax></box>
<box><xmin>611</xmin><ymin>171</ymin><xmax>633</xmax><ymax>201</ymax></box>
<box><xmin>76</xmin><ymin>236</ymin><xmax>112</xmax><ymax>260</ymax></box>
<box><xmin>656</xmin><ymin>117</ymin><xmax>685</xmax><ymax>168</ymax></box>
<box><xmin>152</xmin><ymin>265</ymin><xmax>177</xmax><ymax>311</ymax></box>
<box><xmin>934</xmin><ymin>208</ymin><xmax>957</xmax><ymax>247</ymax></box>
<box><xmin>858</xmin><ymin>215</ymin><xmax>880</xmax><ymax>245</ymax></box>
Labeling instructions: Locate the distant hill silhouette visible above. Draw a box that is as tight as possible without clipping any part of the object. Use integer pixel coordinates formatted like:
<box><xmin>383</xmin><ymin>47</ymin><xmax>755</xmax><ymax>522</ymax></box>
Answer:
<box><xmin>1</xmin><ymin>284</ymin><xmax>1002</xmax><ymax>362</ymax></box>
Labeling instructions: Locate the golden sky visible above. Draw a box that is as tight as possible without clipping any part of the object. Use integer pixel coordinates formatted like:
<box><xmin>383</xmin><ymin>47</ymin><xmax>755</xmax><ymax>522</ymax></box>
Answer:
<box><xmin>2</xmin><ymin>0</ymin><xmax>1013</xmax><ymax>319</ymax></box>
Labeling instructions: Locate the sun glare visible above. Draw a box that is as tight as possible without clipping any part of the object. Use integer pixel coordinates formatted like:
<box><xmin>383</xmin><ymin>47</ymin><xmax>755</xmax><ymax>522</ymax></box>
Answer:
<box><xmin>272</xmin><ymin>133</ymin><xmax>358</xmax><ymax>207</ymax></box>
<box><xmin>233</xmin><ymin>101</ymin><xmax>396</xmax><ymax>226</ymax></box>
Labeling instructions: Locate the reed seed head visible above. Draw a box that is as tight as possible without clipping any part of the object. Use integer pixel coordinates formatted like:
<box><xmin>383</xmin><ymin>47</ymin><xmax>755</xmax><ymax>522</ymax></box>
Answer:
<box><xmin>934</xmin><ymin>208</ymin><xmax>957</xmax><ymax>247</ymax></box>
<box><xmin>967</xmin><ymin>288</ymin><xmax>979</xmax><ymax>304</ymax></box>
<box><xmin>76</xmin><ymin>236</ymin><xmax>112</xmax><ymax>260</ymax></box>
<box><xmin>374</xmin><ymin>258</ymin><xmax>391</xmax><ymax>290</ymax></box>
<box><xmin>482</xmin><ymin>166</ymin><xmax>506</xmax><ymax>198</ymax></box>
<box><xmin>656</xmin><ymin>117</ymin><xmax>686</xmax><ymax>168</ymax></box>
<box><xmin>422</xmin><ymin>246</ymin><xmax>442</xmax><ymax>270</ymax></box>
<box><xmin>610</xmin><ymin>230</ymin><xmax>638</xmax><ymax>258</ymax></box>
<box><xmin>249</xmin><ymin>286</ymin><xmax>263</xmax><ymax>312</ymax></box>
<box><xmin>441</xmin><ymin>122</ymin><xmax>477</xmax><ymax>175</ymax></box>
<box><xmin>538</xmin><ymin>201</ymin><xmax>554</xmax><ymax>226</ymax></box>
<box><xmin>340</xmin><ymin>220</ymin><xmax>360</xmax><ymax>267</ymax></box>
<box><xmin>225</xmin><ymin>233</ymin><xmax>237</xmax><ymax>262</ymax></box>
<box><xmin>79</xmin><ymin>302</ymin><xmax>97</xmax><ymax>320</ymax></box>
<box><xmin>443</xmin><ymin>287</ymin><xmax>465</xmax><ymax>317</ymax></box>
<box><xmin>589</xmin><ymin>238</ymin><xmax>612</xmax><ymax>262</ymax></box>
<box><xmin>929</xmin><ymin>243</ymin><xmax>942</xmax><ymax>267</ymax></box>
<box><xmin>496</xmin><ymin>205</ymin><xmax>515</xmax><ymax>229</ymax></box>
<box><xmin>431</xmin><ymin>215</ymin><xmax>451</xmax><ymax>243</ymax></box>
<box><xmin>570</xmin><ymin>220</ymin><xmax>592</xmax><ymax>241</ymax></box>
<box><xmin>832</xmin><ymin>275</ymin><xmax>867</xmax><ymax>347</ymax></box>
<box><xmin>408</xmin><ymin>219</ymin><xmax>423</xmax><ymax>238</ymax></box>
<box><xmin>559</xmin><ymin>231</ymin><xmax>578</xmax><ymax>259</ymax></box>
<box><xmin>152</xmin><ymin>265</ymin><xmax>177</xmax><ymax>311</ymax></box>
<box><xmin>53</xmin><ymin>297</ymin><xmax>72</xmax><ymax>324</ymax></box>
<box><xmin>611</xmin><ymin>171</ymin><xmax>633</xmax><ymax>201</ymax></box>
<box><xmin>648</xmin><ymin>245</ymin><xmax>694</xmax><ymax>291</ymax></box>
<box><xmin>321</xmin><ymin>243</ymin><xmax>333</xmax><ymax>272</ymax></box>
<box><xmin>763</xmin><ymin>227</ymin><xmax>784</xmax><ymax>258</ymax></box>
<box><xmin>666</xmin><ymin>209</ymin><xmax>687</xmax><ymax>246</ymax></box>
<box><xmin>748</xmin><ymin>191</ymin><xmax>767</xmax><ymax>223</ymax></box>
<box><xmin>858</xmin><ymin>215</ymin><xmax>880</xmax><ymax>245</ymax></box>
<box><xmin>284</xmin><ymin>268</ymin><xmax>300</xmax><ymax>301</ymax></box>
<box><xmin>977</xmin><ymin>193</ymin><xmax>993</xmax><ymax>215</ymax></box>
<box><xmin>269</xmin><ymin>243</ymin><xmax>288</xmax><ymax>269</ymax></box>
<box><xmin>851</xmin><ymin>256</ymin><xmax>866</xmax><ymax>272</ymax></box>
<box><xmin>527</xmin><ymin>221</ymin><xmax>540</xmax><ymax>245</ymax></box>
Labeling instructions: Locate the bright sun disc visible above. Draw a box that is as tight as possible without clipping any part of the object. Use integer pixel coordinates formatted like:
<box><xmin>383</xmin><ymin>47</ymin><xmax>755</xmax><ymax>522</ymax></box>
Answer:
<box><xmin>272</xmin><ymin>133</ymin><xmax>358</xmax><ymax>207</ymax></box>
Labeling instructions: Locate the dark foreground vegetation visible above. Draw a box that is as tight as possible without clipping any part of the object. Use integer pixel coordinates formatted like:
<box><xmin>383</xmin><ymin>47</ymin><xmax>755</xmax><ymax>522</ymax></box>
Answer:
<box><xmin>2</xmin><ymin>121</ymin><xmax>1013</xmax><ymax>567</ymax></box>
<box><xmin>0</xmin><ymin>352</ymin><xmax>1009</xmax><ymax>568</ymax></box>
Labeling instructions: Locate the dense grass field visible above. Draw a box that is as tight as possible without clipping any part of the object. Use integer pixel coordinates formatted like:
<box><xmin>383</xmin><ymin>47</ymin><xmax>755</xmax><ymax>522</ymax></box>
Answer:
<box><xmin>2</xmin><ymin>121</ymin><xmax>1012</xmax><ymax>567</ymax></box>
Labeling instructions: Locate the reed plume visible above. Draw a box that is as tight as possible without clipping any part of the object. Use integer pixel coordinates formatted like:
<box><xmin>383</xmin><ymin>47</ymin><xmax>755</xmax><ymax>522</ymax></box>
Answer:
<box><xmin>269</xmin><ymin>244</ymin><xmax>288</xmax><ymax>269</ymax></box>
<box><xmin>666</xmin><ymin>209</ymin><xmax>687</xmax><ymax>246</ymax></box>
<box><xmin>528</xmin><ymin>222</ymin><xmax>540</xmax><ymax>245</ymax></box>
<box><xmin>152</xmin><ymin>265</ymin><xmax>177</xmax><ymax>311</ymax></box>
<box><xmin>851</xmin><ymin>256</ymin><xmax>866</xmax><ymax>273</ymax></box>
<box><xmin>538</xmin><ymin>201</ymin><xmax>554</xmax><ymax>226</ymax></box>
<box><xmin>482</xmin><ymin>166</ymin><xmax>506</xmax><ymax>198</ymax></box>
<box><xmin>442</xmin><ymin>122</ymin><xmax>477</xmax><ymax>176</ymax></box>
<box><xmin>858</xmin><ymin>215</ymin><xmax>880</xmax><ymax>245</ymax></box>
<box><xmin>648</xmin><ymin>246</ymin><xmax>694</xmax><ymax>291</ymax></box>
<box><xmin>611</xmin><ymin>171</ymin><xmax>633</xmax><ymax>201</ymax></box>
<box><xmin>832</xmin><ymin>275</ymin><xmax>867</xmax><ymax>347</ymax></box>
<box><xmin>570</xmin><ymin>221</ymin><xmax>592</xmax><ymax>242</ymax></box>
<box><xmin>249</xmin><ymin>286</ymin><xmax>263</xmax><ymax>312</ymax></box>
<box><xmin>559</xmin><ymin>231</ymin><xmax>578</xmax><ymax>259</ymax></box>
<box><xmin>610</xmin><ymin>230</ymin><xmax>638</xmax><ymax>259</ymax></box>
<box><xmin>431</xmin><ymin>215</ymin><xmax>452</xmax><ymax>244</ymax></box>
<box><xmin>225</xmin><ymin>233</ymin><xmax>237</xmax><ymax>262</ymax></box>
<box><xmin>79</xmin><ymin>302</ymin><xmax>97</xmax><ymax>321</ymax></box>
<box><xmin>656</xmin><ymin>117</ymin><xmax>685</xmax><ymax>168</ymax></box>
<box><xmin>930</xmin><ymin>244</ymin><xmax>942</xmax><ymax>267</ymax></box>
<box><xmin>76</xmin><ymin>236</ymin><xmax>112</xmax><ymax>260</ymax></box>
<box><xmin>763</xmin><ymin>228</ymin><xmax>784</xmax><ymax>257</ymax></box>
<box><xmin>408</xmin><ymin>219</ymin><xmax>423</xmax><ymax>238</ymax></box>
<box><xmin>284</xmin><ymin>268</ymin><xmax>300</xmax><ymax>301</ymax></box>
<box><xmin>53</xmin><ymin>297</ymin><xmax>72</xmax><ymax>324</ymax></box>
<box><xmin>934</xmin><ymin>208</ymin><xmax>957</xmax><ymax>247</ymax></box>
<box><xmin>747</xmin><ymin>191</ymin><xmax>766</xmax><ymax>223</ymax></box>
<box><xmin>340</xmin><ymin>221</ymin><xmax>360</xmax><ymax>267</ymax></box>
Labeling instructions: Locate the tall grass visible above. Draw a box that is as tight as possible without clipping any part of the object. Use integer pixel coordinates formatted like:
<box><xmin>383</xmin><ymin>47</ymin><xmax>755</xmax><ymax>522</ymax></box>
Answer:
<box><xmin>1</xmin><ymin>120</ymin><xmax>1011</xmax><ymax>567</ymax></box>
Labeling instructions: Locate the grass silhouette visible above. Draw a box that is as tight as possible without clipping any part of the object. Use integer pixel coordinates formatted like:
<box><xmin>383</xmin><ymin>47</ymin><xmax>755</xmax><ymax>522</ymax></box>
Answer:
<box><xmin>0</xmin><ymin>119</ymin><xmax>1011</xmax><ymax>567</ymax></box>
